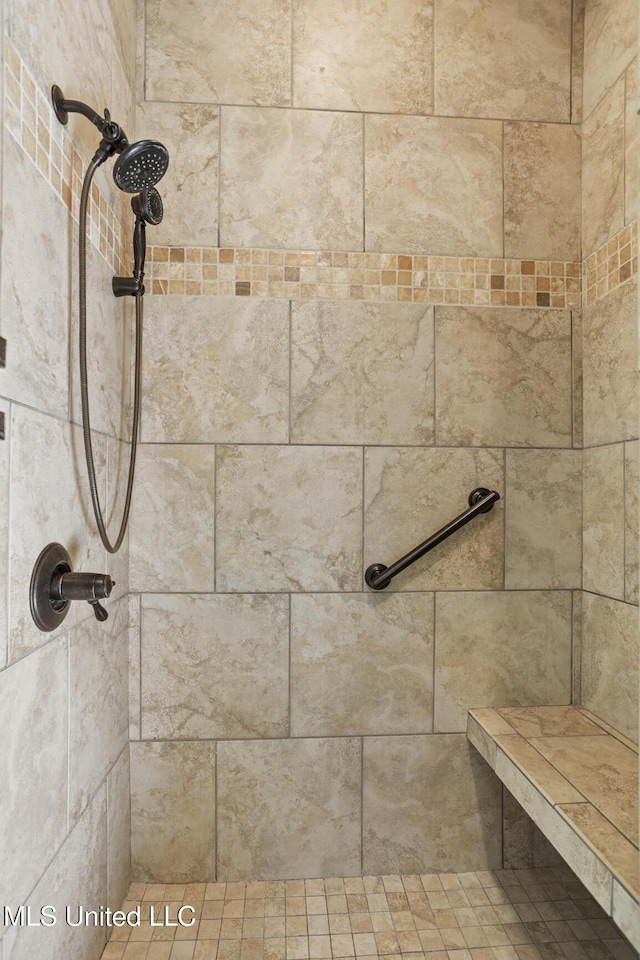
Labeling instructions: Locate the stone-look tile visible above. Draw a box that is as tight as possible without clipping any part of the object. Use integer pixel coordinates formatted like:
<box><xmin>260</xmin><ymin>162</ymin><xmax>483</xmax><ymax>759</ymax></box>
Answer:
<box><xmin>583</xmin><ymin>0</ymin><xmax>637</xmax><ymax>120</ymax></box>
<box><xmin>583</xmin><ymin>444</ymin><xmax>625</xmax><ymax>599</ymax></box>
<box><xmin>364</xmin><ymin>447</ymin><xmax>504</xmax><ymax>592</ymax></box>
<box><xmin>0</xmin><ymin>637</ymin><xmax>68</xmax><ymax>907</ymax></box>
<box><xmin>0</xmin><ymin>136</ymin><xmax>69</xmax><ymax>419</ymax></box>
<box><xmin>216</xmin><ymin>445</ymin><xmax>362</xmax><ymax>592</ymax></box>
<box><xmin>505</xmin><ymin>450</ymin><xmax>582</xmax><ymax>589</ymax></box>
<box><xmin>572</xmin><ymin>0</ymin><xmax>586</xmax><ymax>124</ymax></box>
<box><xmin>557</xmin><ymin>803</ymin><xmax>639</xmax><ymax>899</ymax></box>
<box><xmin>530</xmin><ymin>735</ymin><xmax>638</xmax><ymax>845</ymax></box>
<box><xmin>503</xmin><ymin>789</ymin><xmax>563</xmax><ymax>870</ymax></box>
<box><xmin>105</xmin><ymin>435</ymin><xmax>131</xmax><ymax>603</ymax></box>
<box><xmin>217</xmin><ymin>738</ymin><xmax>361</xmax><ymax>880</ymax></box>
<box><xmin>504</xmin><ymin>123</ymin><xmax>581</xmax><ymax>261</ymax></box>
<box><xmin>581</xmin><ymin>592</ymin><xmax>639</xmax><ymax>744</ymax></box>
<box><xmin>141</xmin><ymin>593</ymin><xmax>289</xmax><ymax>739</ymax></box>
<box><xmin>583</xmin><ymin>278</ymin><xmax>639</xmax><ymax>447</ymax></box>
<box><xmin>434</xmin><ymin>592</ymin><xmax>572</xmax><ymax>733</ymax></box>
<box><xmin>497</xmin><ymin>705</ymin><xmax>606</xmax><ymax>739</ymax></box>
<box><xmin>220</xmin><ymin>107</ymin><xmax>363</xmax><ymax>251</ymax></box>
<box><xmin>363</xmin><ymin>735</ymin><xmax>502</xmax><ymax>874</ymax></box>
<box><xmin>572</xmin><ymin>309</ymin><xmax>583</xmax><ymax>449</ymax></box>
<box><xmin>573</xmin><ymin>590</ymin><xmax>582</xmax><ymax>704</ymax></box>
<box><xmin>625</xmin><ymin>442</ymin><xmax>639</xmax><ymax>605</ymax></box>
<box><xmin>145</xmin><ymin>0</ymin><xmax>291</xmax><ymax>105</ymax></box>
<box><xmin>495</xmin><ymin>735</ymin><xmax>586</xmax><ymax>805</ymax></box>
<box><xmin>142</xmin><ymin>297</ymin><xmax>290</xmax><ymax>444</ymax></box>
<box><xmin>436</xmin><ymin>307</ymin><xmax>572</xmax><ymax>448</ymax></box>
<box><xmin>625</xmin><ymin>60</ymin><xmax>638</xmax><ymax>224</ymax></box>
<box><xmin>0</xmin><ymin>399</ymin><xmax>8</xmax><ymax>668</ymax></box>
<box><xmin>129</xmin><ymin>594</ymin><xmax>141</xmax><ymax>740</ymax></box>
<box><xmin>466</xmin><ymin>713</ymin><xmax>513</xmax><ymax>767</ymax></box>
<box><xmin>582</xmin><ymin>77</ymin><xmax>625</xmax><ymax>257</ymax></box>
<box><xmin>291</xmin><ymin>302</ymin><xmax>434</xmax><ymax>445</ymax></box>
<box><xmin>3</xmin><ymin>789</ymin><xmax>108</xmax><ymax>960</ymax></box>
<box><xmin>365</xmin><ymin>115</ymin><xmax>503</xmax><ymax>256</ymax></box>
<box><xmin>130</xmin><ymin>741</ymin><xmax>215</xmax><ymax>882</ymax></box>
<box><xmin>136</xmin><ymin>101</ymin><xmax>219</xmax><ymax>247</ymax></box>
<box><xmin>69</xmin><ymin>596</ymin><xmax>129</xmax><ymax>826</ymax></box>
<box><xmin>107</xmin><ymin>0</ymin><xmax>137</xmax><ymax>85</ymax></box>
<box><xmin>290</xmin><ymin>593</ymin><xmax>434</xmax><ymax>737</ymax></box>
<box><xmin>292</xmin><ymin>0</ymin><xmax>433</xmax><ymax>113</ymax></box>
<box><xmin>8</xmin><ymin>405</ymin><xmax>108</xmax><ymax>660</ymax></box>
<box><xmin>581</xmin><ymin>707</ymin><xmax>640</xmax><ymax>750</ymax></box>
<box><xmin>612</xmin><ymin>880</ymin><xmax>640</xmax><ymax>948</ymax></box>
<box><xmin>434</xmin><ymin>0</ymin><xmax>571</xmax><ymax>122</ymax></box>
<box><xmin>129</xmin><ymin>444</ymin><xmax>215</xmax><ymax>592</ymax></box>
<box><xmin>107</xmin><ymin>747</ymin><xmax>131</xmax><ymax>913</ymax></box>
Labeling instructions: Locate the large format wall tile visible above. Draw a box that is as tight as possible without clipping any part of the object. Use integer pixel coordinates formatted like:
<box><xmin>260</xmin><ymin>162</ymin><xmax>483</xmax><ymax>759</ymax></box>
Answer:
<box><xmin>142</xmin><ymin>297</ymin><xmax>289</xmax><ymax>444</ymax></box>
<box><xmin>434</xmin><ymin>592</ymin><xmax>572</xmax><ymax>732</ymax></box>
<box><xmin>583</xmin><ymin>0</ymin><xmax>637</xmax><ymax>120</ymax></box>
<box><xmin>582</xmin><ymin>77</ymin><xmax>625</xmax><ymax>257</ymax></box>
<box><xmin>365</xmin><ymin>115</ymin><xmax>503</xmax><ymax>257</ymax></box>
<box><xmin>129</xmin><ymin>444</ymin><xmax>215</xmax><ymax>592</ymax></box>
<box><xmin>0</xmin><ymin>637</ymin><xmax>68</xmax><ymax>908</ymax></box>
<box><xmin>504</xmin><ymin>122</ymin><xmax>581</xmax><ymax>261</ymax></box>
<box><xmin>582</xmin><ymin>593</ymin><xmax>639</xmax><ymax>743</ymax></box>
<box><xmin>436</xmin><ymin>307</ymin><xmax>572</xmax><ymax>447</ymax></box>
<box><xmin>292</xmin><ymin>0</ymin><xmax>433</xmax><ymax>113</ymax></box>
<box><xmin>136</xmin><ymin>101</ymin><xmax>219</xmax><ymax>247</ymax></box>
<box><xmin>364</xmin><ymin>447</ymin><xmax>504</xmax><ymax>591</ymax></box>
<box><xmin>291</xmin><ymin>301</ymin><xmax>434</xmax><ymax>445</ymax></box>
<box><xmin>505</xmin><ymin>450</ymin><xmax>582</xmax><ymax>589</ymax></box>
<box><xmin>625</xmin><ymin>60</ymin><xmax>638</xmax><ymax>224</ymax></box>
<box><xmin>363</xmin><ymin>735</ymin><xmax>502</xmax><ymax>874</ymax></box>
<box><xmin>130</xmin><ymin>740</ymin><xmax>216</xmax><ymax>882</ymax></box>
<box><xmin>583</xmin><ymin>445</ymin><xmax>625</xmax><ymax>600</ymax></box>
<box><xmin>141</xmin><ymin>593</ymin><xmax>289</xmax><ymax>739</ymax></box>
<box><xmin>216</xmin><ymin>445</ymin><xmax>362</xmax><ymax>592</ymax></box>
<box><xmin>290</xmin><ymin>593</ymin><xmax>434</xmax><ymax>736</ymax></box>
<box><xmin>582</xmin><ymin>278</ymin><xmax>638</xmax><ymax>446</ymax></box>
<box><xmin>625</xmin><ymin>441</ymin><xmax>639</xmax><ymax>605</ymax></box>
<box><xmin>145</xmin><ymin>0</ymin><xmax>291</xmax><ymax>105</ymax></box>
<box><xmin>220</xmin><ymin>107</ymin><xmax>363</xmax><ymax>251</ymax></box>
<box><xmin>107</xmin><ymin>747</ymin><xmax>131</xmax><ymax>912</ymax></box>
<box><xmin>434</xmin><ymin>0</ymin><xmax>571</xmax><ymax>122</ymax></box>
<box><xmin>217</xmin><ymin>738</ymin><xmax>361</xmax><ymax>880</ymax></box>
<box><xmin>0</xmin><ymin>399</ymin><xmax>8</xmax><ymax>668</ymax></box>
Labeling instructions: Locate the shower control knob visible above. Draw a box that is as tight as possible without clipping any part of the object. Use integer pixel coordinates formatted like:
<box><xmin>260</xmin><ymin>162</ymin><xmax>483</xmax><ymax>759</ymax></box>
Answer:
<box><xmin>30</xmin><ymin>542</ymin><xmax>115</xmax><ymax>632</ymax></box>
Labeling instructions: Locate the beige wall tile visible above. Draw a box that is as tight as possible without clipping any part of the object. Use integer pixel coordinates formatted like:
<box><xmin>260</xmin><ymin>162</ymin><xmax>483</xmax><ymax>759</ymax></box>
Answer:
<box><xmin>290</xmin><ymin>593</ymin><xmax>434</xmax><ymax>736</ymax></box>
<box><xmin>142</xmin><ymin>297</ymin><xmax>290</xmax><ymax>444</ymax></box>
<box><xmin>136</xmin><ymin>102</ymin><xmax>219</xmax><ymax>247</ymax></box>
<box><xmin>130</xmin><ymin>740</ymin><xmax>216</xmax><ymax>882</ymax></box>
<box><xmin>141</xmin><ymin>593</ymin><xmax>289</xmax><ymax>739</ymax></box>
<box><xmin>216</xmin><ymin>445</ymin><xmax>362</xmax><ymax>592</ymax></box>
<box><xmin>583</xmin><ymin>0</ymin><xmax>637</xmax><ymax>120</ymax></box>
<box><xmin>572</xmin><ymin>0</ymin><xmax>586</xmax><ymax>124</ymax></box>
<box><xmin>365</xmin><ymin>114</ymin><xmax>503</xmax><ymax>256</ymax></box>
<box><xmin>582</xmin><ymin>278</ymin><xmax>639</xmax><ymax>447</ymax></box>
<box><xmin>107</xmin><ymin>746</ymin><xmax>131</xmax><ymax>912</ymax></box>
<box><xmin>583</xmin><ymin>444</ymin><xmax>625</xmax><ymax>599</ymax></box>
<box><xmin>291</xmin><ymin>301</ymin><xmax>434</xmax><ymax>445</ymax></box>
<box><xmin>573</xmin><ymin>309</ymin><xmax>583</xmax><ymax>449</ymax></box>
<box><xmin>363</xmin><ymin>735</ymin><xmax>502</xmax><ymax>874</ymax></box>
<box><xmin>106</xmin><ymin>435</ymin><xmax>131</xmax><ymax>602</ymax></box>
<box><xmin>129</xmin><ymin>444</ymin><xmax>215</xmax><ymax>592</ymax></box>
<box><xmin>582</xmin><ymin>76</ymin><xmax>625</xmax><ymax>257</ymax></box>
<box><xmin>292</xmin><ymin>0</ymin><xmax>433</xmax><ymax>113</ymax></box>
<box><xmin>625</xmin><ymin>441</ymin><xmax>639</xmax><ymax>605</ymax></box>
<box><xmin>217</xmin><ymin>738</ymin><xmax>361</xmax><ymax>880</ymax></box>
<box><xmin>69</xmin><ymin>595</ymin><xmax>129</xmax><ymax>825</ymax></box>
<box><xmin>364</xmin><ymin>447</ymin><xmax>504</xmax><ymax>591</ymax></box>
<box><xmin>436</xmin><ymin>307</ymin><xmax>572</xmax><ymax>448</ymax></box>
<box><xmin>503</xmin><ymin>788</ymin><xmax>563</xmax><ymax>869</ymax></box>
<box><xmin>612</xmin><ymin>879</ymin><xmax>640</xmax><ymax>947</ymax></box>
<box><xmin>129</xmin><ymin>594</ymin><xmax>141</xmax><ymax>740</ymax></box>
<box><xmin>434</xmin><ymin>592</ymin><xmax>572</xmax><ymax>733</ymax></box>
<box><xmin>504</xmin><ymin>122</ymin><xmax>581</xmax><ymax>261</ymax></box>
<box><xmin>434</xmin><ymin>0</ymin><xmax>571</xmax><ymax>122</ymax></box>
<box><xmin>505</xmin><ymin>449</ymin><xmax>582</xmax><ymax>590</ymax></box>
<box><xmin>0</xmin><ymin>637</ymin><xmax>68</xmax><ymax>907</ymax></box>
<box><xmin>145</xmin><ymin>0</ymin><xmax>291</xmax><ymax>105</ymax></box>
<box><xmin>0</xmin><ymin>399</ymin><xmax>8</xmax><ymax>668</ymax></box>
<box><xmin>625</xmin><ymin>60</ymin><xmax>638</xmax><ymax>224</ymax></box>
<box><xmin>220</xmin><ymin>107</ymin><xmax>363</xmax><ymax>250</ymax></box>
<box><xmin>581</xmin><ymin>592</ymin><xmax>639</xmax><ymax>743</ymax></box>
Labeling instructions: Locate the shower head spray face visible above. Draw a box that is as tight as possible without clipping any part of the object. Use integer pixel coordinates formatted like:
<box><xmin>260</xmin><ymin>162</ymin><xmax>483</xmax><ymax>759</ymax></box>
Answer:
<box><xmin>113</xmin><ymin>140</ymin><xmax>170</xmax><ymax>193</ymax></box>
<box><xmin>132</xmin><ymin>187</ymin><xmax>164</xmax><ymax>225</ymax></box>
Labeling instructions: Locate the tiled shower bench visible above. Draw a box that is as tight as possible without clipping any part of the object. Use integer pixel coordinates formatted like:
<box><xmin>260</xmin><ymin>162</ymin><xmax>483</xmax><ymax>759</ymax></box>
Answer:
<box><xmin>467</xmin><ymin>705</ymin><xmax>639</xmax><ymax>950</ymax></box>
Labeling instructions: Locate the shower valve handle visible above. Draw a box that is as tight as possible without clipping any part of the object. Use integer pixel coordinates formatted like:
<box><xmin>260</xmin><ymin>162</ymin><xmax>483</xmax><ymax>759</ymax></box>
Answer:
<box><xmin>30</xmin><ymin>543</ymin><xmax>115</xmax><ymax>631</ymax></box>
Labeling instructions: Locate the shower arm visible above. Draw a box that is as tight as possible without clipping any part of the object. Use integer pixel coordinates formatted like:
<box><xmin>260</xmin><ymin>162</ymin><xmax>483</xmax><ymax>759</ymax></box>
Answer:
<box><xmin>51</xmin><ymin>85</ymin><xmax>128</xmax><ymax>158</ymax></box>
<box><xmin>365</xmin><ymin>487</ymin><xmax>501</xmax><ymax>591</ymax></box>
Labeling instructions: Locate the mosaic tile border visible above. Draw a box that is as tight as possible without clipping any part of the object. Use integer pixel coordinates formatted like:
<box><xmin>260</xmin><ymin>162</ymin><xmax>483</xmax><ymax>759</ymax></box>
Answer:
<box><xmin>583</xmin><ymin>222</ymin><xmax>639</xmax><ymax>306</ymax></box>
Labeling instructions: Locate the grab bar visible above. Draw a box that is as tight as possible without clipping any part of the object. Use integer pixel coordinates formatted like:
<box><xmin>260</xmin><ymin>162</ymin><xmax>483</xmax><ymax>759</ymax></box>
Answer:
<box><xmin>365</xmin><ymin>487</ymin><xmax>501</xmax><ymax>591</ymax></box>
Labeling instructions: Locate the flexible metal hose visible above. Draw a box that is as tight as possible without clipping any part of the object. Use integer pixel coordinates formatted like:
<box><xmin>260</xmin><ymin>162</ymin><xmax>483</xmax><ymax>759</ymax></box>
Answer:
<box><xmin>79</xmin><ymin>158</ymin><xmax>141</xmax><ymax>554</ymax></box>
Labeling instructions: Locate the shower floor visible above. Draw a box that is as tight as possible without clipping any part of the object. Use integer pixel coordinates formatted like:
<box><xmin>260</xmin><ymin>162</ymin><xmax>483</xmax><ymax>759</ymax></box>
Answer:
<box><xmin>99</xmin><ymin>868</ymin><xmax>638</xmax><ymax>960</ymax></box>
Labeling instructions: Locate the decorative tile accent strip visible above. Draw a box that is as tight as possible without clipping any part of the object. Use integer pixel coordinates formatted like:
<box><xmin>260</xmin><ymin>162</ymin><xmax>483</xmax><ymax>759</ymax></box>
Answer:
<box><xmin>3</xmin><ymin>36</ymin><xmax>128</xmax><ymax>273</ymax></box>
<box><xmin>583</xmin><ymin>221</ymin><xmax>639</xmax><ymax>306</ymax></box>
<box><xmin>148</xmin><ymin>246</ymin><xmax>583</xmax><ymax>307</ymax></box>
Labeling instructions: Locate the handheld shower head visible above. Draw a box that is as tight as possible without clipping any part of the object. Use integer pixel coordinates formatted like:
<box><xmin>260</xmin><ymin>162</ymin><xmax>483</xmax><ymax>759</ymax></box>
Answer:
<box><xmin>113</xmin><ymin>140</ymin><xmax>169</xmax><ymax>193</ymax></box>
<box><xmin>131</xmin><ymin>186</ymin><xmax>164</xmax><ymax>225</ymax></box>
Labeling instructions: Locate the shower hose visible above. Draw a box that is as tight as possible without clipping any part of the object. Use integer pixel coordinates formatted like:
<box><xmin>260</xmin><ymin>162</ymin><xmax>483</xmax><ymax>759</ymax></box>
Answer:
<box><xmin>78</xmin><ymin>156</ymin><xmax>141</xmax><ymax>554</ymax></box>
